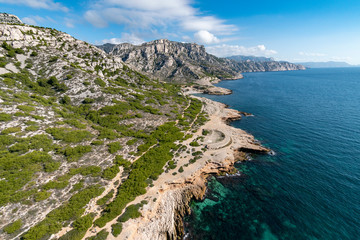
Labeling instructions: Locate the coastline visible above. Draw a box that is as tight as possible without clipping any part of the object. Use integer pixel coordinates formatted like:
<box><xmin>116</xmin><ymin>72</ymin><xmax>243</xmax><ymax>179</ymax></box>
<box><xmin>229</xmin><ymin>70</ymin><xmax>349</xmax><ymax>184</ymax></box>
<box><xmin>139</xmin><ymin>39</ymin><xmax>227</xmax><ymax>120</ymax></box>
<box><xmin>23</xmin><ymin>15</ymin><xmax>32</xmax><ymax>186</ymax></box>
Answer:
<box><xmin>113</xmin><ymin>88</ymin><xmax>269</xmax><ymax>239</ymax></box>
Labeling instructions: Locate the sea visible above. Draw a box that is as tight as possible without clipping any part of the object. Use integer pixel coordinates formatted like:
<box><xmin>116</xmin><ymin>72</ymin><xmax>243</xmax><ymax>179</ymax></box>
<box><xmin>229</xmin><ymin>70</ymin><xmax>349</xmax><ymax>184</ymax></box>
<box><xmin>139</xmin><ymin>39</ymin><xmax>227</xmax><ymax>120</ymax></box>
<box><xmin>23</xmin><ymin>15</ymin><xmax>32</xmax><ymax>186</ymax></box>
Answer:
<box><xmin>184</xmin><ymin>68</ymin><xmax>360</xmax><ymax>240</ymax></box>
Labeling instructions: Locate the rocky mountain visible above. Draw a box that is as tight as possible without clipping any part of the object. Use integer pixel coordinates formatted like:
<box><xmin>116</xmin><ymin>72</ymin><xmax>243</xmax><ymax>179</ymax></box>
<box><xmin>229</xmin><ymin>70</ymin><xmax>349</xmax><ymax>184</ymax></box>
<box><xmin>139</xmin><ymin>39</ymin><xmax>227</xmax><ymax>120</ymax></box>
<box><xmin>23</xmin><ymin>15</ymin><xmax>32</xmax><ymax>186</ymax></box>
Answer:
<box><xmin>0</xmin><ymin>20</ymin><xmax>208</xmax><ymax>240</ymax></box>
<box><xmin>99</xmin><ymin>39</ymin><xmax>243</xmax><ymax>83</ymax></box>
<box><xmin>0</xmin><ymin>13</ymin><xmax>23</xmax><ymax>24</ymax></box>
<box><xmin>98</xmin><ymin>40</ymin><xmax>305</xmax><ymax>82</ymax></box>
<box><xmin>227</xmin><ymin>55</ymin><xmax>275</xmax><ymax>62</ymax></box>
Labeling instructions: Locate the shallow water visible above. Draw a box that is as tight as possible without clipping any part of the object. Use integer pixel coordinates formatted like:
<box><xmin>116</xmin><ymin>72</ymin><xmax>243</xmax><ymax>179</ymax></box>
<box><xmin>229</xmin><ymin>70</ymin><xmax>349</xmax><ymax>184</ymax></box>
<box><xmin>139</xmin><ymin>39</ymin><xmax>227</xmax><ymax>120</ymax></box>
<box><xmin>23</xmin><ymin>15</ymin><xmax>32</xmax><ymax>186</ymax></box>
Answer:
<box><xmin>184</xmin><ymin>68</ymin><xmax>360</xmax><ymax>240</ymax></box>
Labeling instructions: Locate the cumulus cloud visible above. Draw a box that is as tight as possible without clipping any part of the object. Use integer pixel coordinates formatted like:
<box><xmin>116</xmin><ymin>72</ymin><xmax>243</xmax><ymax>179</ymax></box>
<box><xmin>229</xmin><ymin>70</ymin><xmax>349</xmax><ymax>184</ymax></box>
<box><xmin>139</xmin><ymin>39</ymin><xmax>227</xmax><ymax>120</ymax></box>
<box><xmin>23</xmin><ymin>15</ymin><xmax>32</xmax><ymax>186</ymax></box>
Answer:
<box><xmin>84</xmin><ymin>0</ymin><xmax>236</xmax><ymax>35</ymax></box>
<box><xmin>102</xmin><ymin>33</ymin><xmax>145</xmax><ymax>45</ymax></box>
<box><xmin>0</xmin><ymin>0</ymin><xmax>68</xmax><ymax>12</ymax></box>
<box><xmin>299</xmin><ymin>52</ymin><xmax>326</xmax><ymax>57</ymax></box>
<box><xmin>206</xmin><ymin>44</ymin><xmax>278</xmax><ymax>57</ymax></box>
<box><xmin>194</xmin><ymin>30</ymin><xmax>220</xmax><ymax>44</ymax></box>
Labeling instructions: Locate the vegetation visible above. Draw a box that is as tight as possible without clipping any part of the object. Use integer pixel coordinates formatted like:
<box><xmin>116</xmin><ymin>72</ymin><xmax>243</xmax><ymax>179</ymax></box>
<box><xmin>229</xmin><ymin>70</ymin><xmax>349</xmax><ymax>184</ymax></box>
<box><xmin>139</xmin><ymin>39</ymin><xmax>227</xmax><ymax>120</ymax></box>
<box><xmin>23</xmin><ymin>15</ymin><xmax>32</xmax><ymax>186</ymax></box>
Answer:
<box><xmin>107</xmin><ymin>142</ymin><xmax>122</xmax><ymax>154</ymax></box>
<box><xmin>63</xmin><ymin>145</ymin><xmax>92</xmax><ymax>162</ymax></box>
<box><xmin>23</xmin><ymin>185</ymin><xmax>104</xmax><ymax>240</ymax></box>
<box><xmin>96</xmin><ymin>190</ymin><xmax>114</xmax><ymax>206</ymax></box>
<box><xmin>0</xmin><ymin>25</ymin><xmax>206</xmax><ymax>239</ymax></box>
<box><xmin>117</xmin><ymin>204</ymin><xmax>142</xmax><ymax>222</ymax></box>
<box><xmin>3</xmin><ymin>219</ymin><xmax>22</xmax><ymax>234</ymax></box>
<box><xmin>94</xmin><ymin>122</ymin><xmax>183</xmax><ymax>227</ymax></box>
<box><xmin>86</xmin><ymin>229</ymin><xmax>109</xmax><ymax>240</ymax></box>
<box><xmin>46</xmin><ymin>127</ymin><xmax>92</xmax><ymax>143</ymax></box>
<box><xmin>111</xmin><ymin>223</ymin><xmax>122</xmax><ymax>237</ymax></box>
<box><xmin>59</xmin><ymin>214</ymin><xmax>95</xmax><ymax>240</ymax></box>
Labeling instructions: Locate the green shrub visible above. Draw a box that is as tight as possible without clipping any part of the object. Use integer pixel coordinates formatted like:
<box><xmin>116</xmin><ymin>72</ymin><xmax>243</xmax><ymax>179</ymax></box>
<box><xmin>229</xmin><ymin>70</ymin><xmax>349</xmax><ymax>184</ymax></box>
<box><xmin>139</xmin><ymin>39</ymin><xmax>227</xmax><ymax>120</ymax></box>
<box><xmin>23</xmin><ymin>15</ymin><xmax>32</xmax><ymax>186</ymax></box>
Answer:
<box><xmin>29</xmin><ymin>134</ymin><xmax>53</xmax><ymax>151</ymax></box>
<box><xmin>43</xmin><ymin>180</ymin><xmax>69</xmax><ymax>190</ymax></box>
<box><xmin>59</xmin><ymin>214</ymin><xmax>95</xmax><ymax>240</ymax></box>
<box><xmin>2</xmin><ymin>126</ymin><xmax>21</xmax><ymax>134</ymax></box>
<box><xmin>3</xmin><ymin>219</ymin><xmax>22</xmax><ymax>234</ymax></box>
<box><xmin>107</xmin><ymin>142</ymin><xmax>122</xmax><ymax>154</ymax></box>
<box><xmin>9</xmin><ymin>142</ymin><xmax>29</xmax><ymax>153</ymax></box>
<box><xmin>101</xmin><ymin>165</ymin><xmax>120</xmax><ymax>180</ymax></box>
<box><xmin>113</xmin><ymin>155</ymin><xmax>131</xmax><ymax>168</ymax></box>
<box><xmin>0</xmin><ymin>112</ymin><xmax>12</xmax><ymax>121</ymax></box>
<box><xmin>178</xmin><ymin>166</ymin><xmax>184</xmax><ymax>173</ymax></box>
<box><xmin>91</xmin><ymin>140</ymin><xmax>104</xmax><ymax>146</ymax></box>
<box><xmin>69</xmin><ymin>166</ymin><xmax>102</xmax><ymax>177</ymax></box>
<box><xmin>82</xmin><ymin>98</ymin><xmax>95</xmax><ymax>104</ymax></box>
<box><xmin>34</xmin><ymin>190</ymin><xmax>51</xmax><ymax>202</ymax></box>
<box><xmin>30</xmin><ymin>51</ymin><xmax>38</xmax><ymax>57</ymax></box>
<box><xmin>49</xmin><ymin>56</ymin><xmax>59</xmax><ymax>62</ymax></box>
<box><xmin>96</xmin><ymin>190</ymin><xmax>114</xmax><ymax>206</ymax></box>
<box><xmin>15</xmin><ymin>48</ymin><xmax>25</xmax><ymax>54</ymax></box>
<box><xmin>73</xmin><ymin>214</ymin><xmax>94</xmax><ymax>231</ymax></box>
<box><xmin>190</xmin><ymin>141</ymin><xmax>200</xmax><ymax>147</ymax></box>
<box><xmin>64</xmin><ymin>119</ymin><xmax>86</xmax><ymax>129</ymax></box>
<box><xmin>46</xmin><ymin>128</ymin><xmax>92</xmax><ymax>143</ymax></box>
<box><xmin>94</xmin><ymin>78</ymin><xmax>106</xmax><ymax>87</ymax></box>
<box><xmin>111</xmin><ymin>223</ymin><xmax>122</xmax><ymax>237</ymax></box>
<box><xmin>17</xmin><ymin>105</ymin><xmax>36</xmax><ymax>112</ymax></box>
<box><xmin>64</xmin><ymin>145</ymin><xmax>92</xmax><ymax>162</ymax></box>
<box><xmin>86</xmin><ymin>229</ymin><xmax>109</xmax><ymax>240</ymax></box>
<box><xmin>7</xmin><ymin>49</ymin><xmax>15</xmax><ymax>57</ymax></box>
<box><xmin>117</xmin><ymin>204</ymin><xmax>142</xmax><ymax>222</ymax></box>
<box><xmin>126</xmin><ymin>138</ymin><xmax>137</xmax><ymax>146</ymax></box>
<box><xmin>60</xmin><ymin>95</ymin><xmax>71</xmax><ymax>105</ymax></box>
<box><xmin>2</xmin><ymin>41</ymin><xmax>12</xmax><ymax>51</ymax></box>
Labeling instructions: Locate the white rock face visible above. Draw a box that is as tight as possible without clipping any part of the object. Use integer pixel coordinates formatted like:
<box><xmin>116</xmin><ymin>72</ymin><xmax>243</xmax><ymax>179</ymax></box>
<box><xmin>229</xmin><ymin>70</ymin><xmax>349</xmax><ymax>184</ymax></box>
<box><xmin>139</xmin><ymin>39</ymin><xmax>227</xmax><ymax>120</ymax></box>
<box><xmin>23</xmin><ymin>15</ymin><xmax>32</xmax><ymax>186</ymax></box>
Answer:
<box><xmin>0</xmin><ymin>13</ymin><xmax>22</xmax><ymax>24</ymax></box>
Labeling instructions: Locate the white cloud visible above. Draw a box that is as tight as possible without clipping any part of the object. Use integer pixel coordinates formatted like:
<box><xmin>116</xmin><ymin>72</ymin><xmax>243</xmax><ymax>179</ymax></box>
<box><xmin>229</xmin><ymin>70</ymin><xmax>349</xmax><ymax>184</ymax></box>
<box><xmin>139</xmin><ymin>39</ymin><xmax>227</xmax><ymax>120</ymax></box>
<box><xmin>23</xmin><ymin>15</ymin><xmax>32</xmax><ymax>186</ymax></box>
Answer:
<box><xmin>22</xmin><ymin>17</ymin><xmax>38</xmax><ymax>26</ymax></box>
<box><xmin>194</xmin><ymin>30</ymin><xmax>220</xmax><ymax>45</ymax></box>
<box><xmin>102</xmin><ymin>33</ymin><xmax>145</xmax><ymax>45</ymax></box>
<box><xmin>84</xmin><ymin>10</ymin><xmax>108</xmax><ymax>28</ymax></box>
<box><xmin>22</xmin><ymin>15</ymin><xmax>53</xmax><ymax>26</ymax></box>
<box><xmin>64</xmin><ymin>18</ymin><xmax>75</xmax><ymax>28</ymax></box>
<box><xmin>299</xmin><ymin>52</ymin><xmax>326</xmax><ymax>57</ymax></box>
<box><xmin>206</xmin><ymin>44</ymin><xmax>278</xmax><ymax>57</ymax></box>
<box><xmin>0</xmin><ymin>0</ymin><xmax>68</xmax><ymax>12</ymax></box>
<box><xmin>84</xmin><ymin>0</ymin><xmax>236</xmax><ymax>35</ymax></box>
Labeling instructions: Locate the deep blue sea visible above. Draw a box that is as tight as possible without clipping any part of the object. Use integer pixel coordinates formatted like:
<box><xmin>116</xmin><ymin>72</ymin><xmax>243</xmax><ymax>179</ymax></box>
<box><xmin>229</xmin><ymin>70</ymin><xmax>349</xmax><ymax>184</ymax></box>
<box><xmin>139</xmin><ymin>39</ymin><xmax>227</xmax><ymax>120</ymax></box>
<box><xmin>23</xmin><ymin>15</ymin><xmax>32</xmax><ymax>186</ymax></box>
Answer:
<box><xmin>184</xmin><ymin>68</ymin><xmax>360</xmax><ymax>240</ymax></box>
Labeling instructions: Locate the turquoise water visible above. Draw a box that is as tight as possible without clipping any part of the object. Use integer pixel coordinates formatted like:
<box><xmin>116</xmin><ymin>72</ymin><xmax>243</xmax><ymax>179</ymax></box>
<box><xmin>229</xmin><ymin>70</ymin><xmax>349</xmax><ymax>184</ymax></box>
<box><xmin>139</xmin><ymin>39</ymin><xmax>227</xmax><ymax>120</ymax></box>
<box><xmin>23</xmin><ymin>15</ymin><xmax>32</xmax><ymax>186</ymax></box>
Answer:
<box><xmin>184</xmin><ymin>68</ymin><xmax>360</xmax><ymax>240</ymax></box>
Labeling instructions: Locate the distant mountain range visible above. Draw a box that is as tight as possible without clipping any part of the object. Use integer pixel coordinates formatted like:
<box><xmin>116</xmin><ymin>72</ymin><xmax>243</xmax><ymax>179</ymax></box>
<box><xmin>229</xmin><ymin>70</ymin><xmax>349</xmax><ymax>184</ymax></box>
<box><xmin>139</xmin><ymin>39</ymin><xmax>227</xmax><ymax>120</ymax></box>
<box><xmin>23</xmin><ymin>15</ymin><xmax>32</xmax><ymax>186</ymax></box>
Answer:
<box><xmin>297</xmin><ymin>61</ymin><xmax>360</xmax><ymax>68</ymax></box>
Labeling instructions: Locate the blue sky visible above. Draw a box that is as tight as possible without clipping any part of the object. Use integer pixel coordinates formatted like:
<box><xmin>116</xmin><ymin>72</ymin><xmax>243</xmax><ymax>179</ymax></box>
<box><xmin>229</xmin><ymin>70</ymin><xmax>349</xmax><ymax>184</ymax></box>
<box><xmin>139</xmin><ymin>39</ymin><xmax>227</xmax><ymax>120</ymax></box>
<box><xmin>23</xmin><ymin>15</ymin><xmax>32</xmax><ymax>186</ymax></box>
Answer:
<box><xmin>1</xmin><ymin>0</ymin><xmax>360</xmax><ymax>64</ymax></box>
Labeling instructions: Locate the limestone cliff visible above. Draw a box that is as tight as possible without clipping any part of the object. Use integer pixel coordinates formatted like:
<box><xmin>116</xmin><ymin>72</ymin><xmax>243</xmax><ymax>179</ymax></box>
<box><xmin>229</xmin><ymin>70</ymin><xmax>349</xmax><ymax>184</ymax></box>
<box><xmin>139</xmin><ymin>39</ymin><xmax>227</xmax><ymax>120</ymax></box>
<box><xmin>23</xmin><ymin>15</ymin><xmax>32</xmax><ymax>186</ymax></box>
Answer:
<box><xmin>0</xmin><ymin>13</ymin><xmax>23</xmax><ymax>24</ymax></box>
<box><xmin>98</xmin><ymin>40</ymin><xmax>305</xmax><ymax>82</ymax></box>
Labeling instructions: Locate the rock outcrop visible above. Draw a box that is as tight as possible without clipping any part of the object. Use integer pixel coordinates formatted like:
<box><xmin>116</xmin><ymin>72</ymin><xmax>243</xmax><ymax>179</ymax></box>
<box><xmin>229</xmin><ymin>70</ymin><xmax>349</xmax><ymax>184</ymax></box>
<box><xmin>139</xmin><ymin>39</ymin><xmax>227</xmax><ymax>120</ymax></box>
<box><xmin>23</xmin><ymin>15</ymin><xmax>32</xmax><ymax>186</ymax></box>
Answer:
<box><xmin>98</xmin><ymin>40</ymin><xmax>305</xmax><ymax>83</ymax></box>
<box><xmin>0</xmin><ymin>13</ymin><xmax>22</xmax><ymax>25</ymax></box>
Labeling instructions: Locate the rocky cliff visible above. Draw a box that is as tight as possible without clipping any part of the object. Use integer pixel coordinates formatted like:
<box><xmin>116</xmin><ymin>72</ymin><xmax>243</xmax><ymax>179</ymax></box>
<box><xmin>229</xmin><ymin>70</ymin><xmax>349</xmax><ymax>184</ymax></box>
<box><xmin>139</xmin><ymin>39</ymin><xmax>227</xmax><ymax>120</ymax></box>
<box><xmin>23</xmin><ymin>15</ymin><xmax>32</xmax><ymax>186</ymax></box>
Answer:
<box><xmin>99</xmin><ymin>39</ymin><xmax>242</xmax><ymax>83</ymax></box>
<box><xmin>0</xmin><ymin>13</ymin><xmax>23</xmax><ymax>24</ymax></box>
<box><xmin>98</xmin><ymin>40</ymin><xmax>305</xmax><ymax>82</ymax></box>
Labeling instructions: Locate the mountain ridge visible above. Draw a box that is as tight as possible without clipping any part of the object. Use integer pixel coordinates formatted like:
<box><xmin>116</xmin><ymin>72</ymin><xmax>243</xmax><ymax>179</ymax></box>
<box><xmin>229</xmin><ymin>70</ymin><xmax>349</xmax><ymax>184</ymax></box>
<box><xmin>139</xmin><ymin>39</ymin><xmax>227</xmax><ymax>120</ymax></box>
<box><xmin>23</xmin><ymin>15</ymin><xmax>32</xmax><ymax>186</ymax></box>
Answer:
<box><xmin>98</xmin><ymin>40</ymin><xmax>305</xmax><ymax>83</ymax></box>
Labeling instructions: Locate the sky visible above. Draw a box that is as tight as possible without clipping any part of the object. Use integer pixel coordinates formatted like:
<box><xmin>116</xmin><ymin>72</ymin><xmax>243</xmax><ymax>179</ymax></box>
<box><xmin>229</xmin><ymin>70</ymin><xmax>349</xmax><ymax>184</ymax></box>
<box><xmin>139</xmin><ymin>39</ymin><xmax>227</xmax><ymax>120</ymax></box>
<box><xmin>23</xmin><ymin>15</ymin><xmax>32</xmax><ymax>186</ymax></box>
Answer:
<box><xmin>1</xmin><ymin>0</ymin><xmax>360</xmax><ymax>64</ymax></box>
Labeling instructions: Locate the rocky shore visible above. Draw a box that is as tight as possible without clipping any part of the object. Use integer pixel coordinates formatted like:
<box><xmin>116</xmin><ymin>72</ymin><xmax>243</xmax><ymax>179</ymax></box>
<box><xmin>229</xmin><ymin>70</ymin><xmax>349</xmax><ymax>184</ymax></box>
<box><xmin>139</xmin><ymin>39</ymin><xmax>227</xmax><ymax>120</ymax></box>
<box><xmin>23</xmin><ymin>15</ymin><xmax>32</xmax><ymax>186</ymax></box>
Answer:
<box><xmin>112</xmin><ymin>96</ymin><xmax>269</xmax><ymax>240</ymax></box>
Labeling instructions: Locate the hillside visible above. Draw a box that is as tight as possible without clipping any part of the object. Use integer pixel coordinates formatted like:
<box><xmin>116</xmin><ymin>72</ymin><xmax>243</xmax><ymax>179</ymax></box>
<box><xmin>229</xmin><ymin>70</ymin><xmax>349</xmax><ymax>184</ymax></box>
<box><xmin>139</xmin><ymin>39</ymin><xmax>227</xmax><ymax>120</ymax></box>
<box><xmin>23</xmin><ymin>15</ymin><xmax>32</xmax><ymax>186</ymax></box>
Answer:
<box><xmin>0</xmin><ymin>22</ymin><xmax>209</xmax><ymax>240</ymax></box>
<box><xmin>98</xmin><ymin>40</ymin><xmax>305</xmax><ymax>83</ymax></box>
